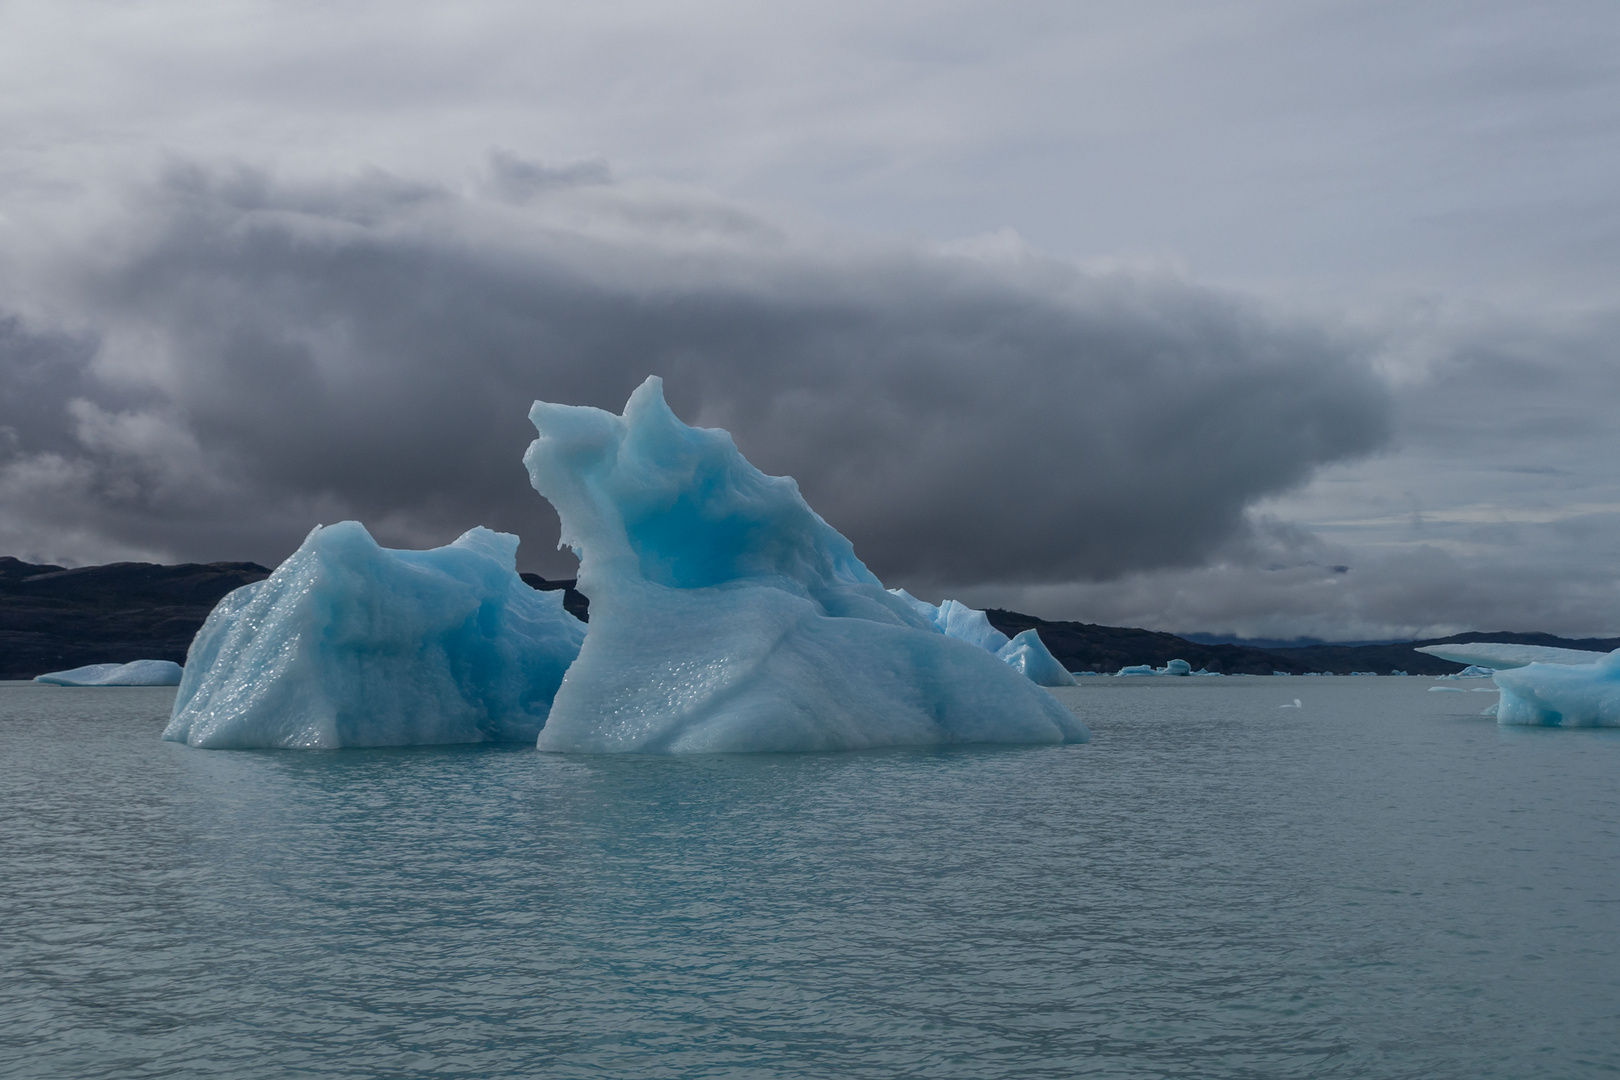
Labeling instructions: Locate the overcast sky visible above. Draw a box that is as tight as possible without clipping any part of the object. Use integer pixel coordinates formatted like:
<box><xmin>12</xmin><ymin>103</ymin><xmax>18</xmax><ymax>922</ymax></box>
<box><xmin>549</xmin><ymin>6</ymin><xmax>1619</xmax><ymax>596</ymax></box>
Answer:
<box><xmin>1</xmin><ymin>0</ymin><xmax>1617</xmax><ymax>641</ymax></box>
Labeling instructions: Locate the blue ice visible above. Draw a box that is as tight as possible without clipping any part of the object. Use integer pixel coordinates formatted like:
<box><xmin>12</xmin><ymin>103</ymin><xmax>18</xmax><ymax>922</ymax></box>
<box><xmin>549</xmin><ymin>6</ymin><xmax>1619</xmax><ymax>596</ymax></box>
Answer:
<box><xmin>889</xmin><ymin>590</ymin><xmax>1077</xmax><ymax>686</ymax></box>
<box><xmin>1493</xmin><ymin>650</ymin><xmax>1620</xmax><ymax>728</ymax></box>
<box><xmin>523</xmin><ymin>376</ymin><xmax>1088</xmax><ymax>752</ymax></box>
<box><xmin>35</xmin><ymin>660</ymin><xmax>182</xmax><ymax>686</ymax></box>
<box><xmin>164</xmin><ymin>522</ymin><xmax>585</xmax><ymax>748</ymax></box>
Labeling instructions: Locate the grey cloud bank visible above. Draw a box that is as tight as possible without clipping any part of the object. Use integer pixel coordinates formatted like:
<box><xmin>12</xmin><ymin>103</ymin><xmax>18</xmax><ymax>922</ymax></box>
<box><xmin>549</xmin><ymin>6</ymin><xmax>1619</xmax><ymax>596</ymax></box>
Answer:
<box><xmin>0</xmin><ymin>162</ymin><xmax>1391</xmax><ymax>594</ymax></box>
<box><xmin>1</xmin><ymin>0</ymin><xmax>1617</xmax><ymax>640</ymax></box>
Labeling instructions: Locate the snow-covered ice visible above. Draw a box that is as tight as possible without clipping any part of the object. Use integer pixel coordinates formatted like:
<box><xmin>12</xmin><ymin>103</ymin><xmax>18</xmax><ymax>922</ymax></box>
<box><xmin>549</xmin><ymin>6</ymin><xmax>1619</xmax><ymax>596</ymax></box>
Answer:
<box><xmin>35</xmin><ymin>660</ymin><xmax>183</xmax><ymax>686</ymax></box>
<box><xmin>523</xmin><ymin>376</ymin><xmax>1088</xmax><ymax>752</ymax></box>
<box><xmin>164</xmin><ymin>522</ymin><xmax>585</xmax><ymax>749</ymax></box>
<box><xmin>1415</xmin><ymin>642</ymin><xmax>1609</xmax><ymax>670</ymax></box>
<box><xmin>890</xmin><ymin>590</ymin><xmax>1077</xmax><ymax>686</ymax></box>
<box><xmin>1493</xmin><ymin>650</ymin><xmax>1620</xmax><ymax>728</ymax></box>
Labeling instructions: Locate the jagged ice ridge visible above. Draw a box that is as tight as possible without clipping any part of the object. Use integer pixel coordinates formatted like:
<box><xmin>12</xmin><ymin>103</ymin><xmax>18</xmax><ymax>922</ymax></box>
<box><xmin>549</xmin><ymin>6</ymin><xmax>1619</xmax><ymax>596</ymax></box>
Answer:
<box><xmin>164</xmin><ymin>523</ymin><xmax>585</xmax><ymax>748</ymax></box>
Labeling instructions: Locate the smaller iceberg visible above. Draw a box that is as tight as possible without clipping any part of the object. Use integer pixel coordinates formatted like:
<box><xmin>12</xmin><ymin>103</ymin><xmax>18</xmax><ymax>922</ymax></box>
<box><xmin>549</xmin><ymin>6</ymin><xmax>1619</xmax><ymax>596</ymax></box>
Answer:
<box><xmin>35</xmin><ymin>660</ymin><xmax>183</xmax><ymax>686</ymax></box>
<box><xmin>1493</xmin><ymin>650</ymin><xmax>1620</xmax><ymax>728</ymax></box>
<box><xmin>165</xmin><ymin>522</ymin><xmax>585</xmax><ymax>749</ymax></box>
<box><xmin>998</xmin><ymin>629</ymin><xmax>1079</xmax><ymax>686</ymax></box>
<box><xmin>1415</xmin><ymin>642</ymin><xmax>1609</xmax><ymax>670</ymax></box>
<box><xmin>889</xmin><ymin>590</ymin><xmax>1077</xmax><ymax>687</ymax></box>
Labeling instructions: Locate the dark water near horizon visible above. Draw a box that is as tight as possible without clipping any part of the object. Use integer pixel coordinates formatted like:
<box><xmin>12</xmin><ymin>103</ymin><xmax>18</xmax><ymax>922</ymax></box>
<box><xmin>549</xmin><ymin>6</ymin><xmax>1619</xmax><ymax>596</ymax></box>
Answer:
<box><xmin>1</xmin><ymin>677</ymin><xmax>1616</xmax><ymax>1079</ymax></box>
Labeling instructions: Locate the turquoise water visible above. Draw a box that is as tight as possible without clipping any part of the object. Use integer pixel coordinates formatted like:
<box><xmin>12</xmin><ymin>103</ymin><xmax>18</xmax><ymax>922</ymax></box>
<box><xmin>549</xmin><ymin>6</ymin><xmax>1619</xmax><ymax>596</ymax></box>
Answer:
<box><xmin>1</xmin><ymin>677</ymin><xmax>1616</xmax><ymax>1078</ymax></box>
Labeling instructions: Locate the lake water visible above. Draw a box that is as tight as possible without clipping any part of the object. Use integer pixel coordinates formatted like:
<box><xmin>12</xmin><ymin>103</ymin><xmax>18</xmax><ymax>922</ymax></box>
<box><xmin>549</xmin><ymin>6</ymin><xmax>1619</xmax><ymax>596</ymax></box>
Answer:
<box><xmin>2</xmin><ymin>677</ymin><xmax>1616</xmax><ymax>1079</ymax></box>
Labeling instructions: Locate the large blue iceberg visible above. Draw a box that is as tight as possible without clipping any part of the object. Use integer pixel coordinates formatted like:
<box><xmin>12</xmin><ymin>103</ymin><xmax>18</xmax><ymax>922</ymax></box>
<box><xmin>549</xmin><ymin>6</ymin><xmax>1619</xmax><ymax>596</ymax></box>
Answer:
<box><xmin>1414</xmin><ymin>641</ymin><xmax>1620</xmax><ymax>727</ymax></box>
<box><xmin>1492</xmin><ymin>651</ymin><xmax>1620</xmax><ymax>728</ymax></box>
<box><xmin>164</xmin><ymin>522</ymin><xmax>585</xmax><ymax>748</ymax></box>
<box><xmin>36</xmin><ymin>660</ymin><xmax>183</xmax><ymax>686</ymax></box>
<box><xmin>524</xmin><ymin>377</ymin><xmax>1088</xmax><ymax>752</ymax></box>
<box><xmin>890</xmin><ymin>590</ymin><xmax>1077</xmax><ymax>687</ymax></box>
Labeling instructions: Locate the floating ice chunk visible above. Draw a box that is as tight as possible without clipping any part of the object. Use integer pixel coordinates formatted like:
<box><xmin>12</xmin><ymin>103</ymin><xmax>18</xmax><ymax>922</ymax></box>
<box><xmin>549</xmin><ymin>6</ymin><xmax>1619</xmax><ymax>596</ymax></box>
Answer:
<box><xmin>35</xmin><ymin>660</ymin><xmax>182</xmax><ymax>686</ymax></box>
<box><xmin>1493</xmin><ymin>650</ymin><xmax>1620</xmax><ymax>727</ymax></box>
<box><xmin>1278</xmin><ymin>698</ymin><xmax>1302</xmax><ymax>708</ymax></box>
<box><xmin>889</xmin><ymin>590</ymin><xmax>1076</xmax><ymax>686</ymax></box>
<box><xmin>1416</xmin><ymin>642</ymin><xmax>1608</xmax><ymax>670</ymax></box>
<box><xmin>523</xmin><ymin>376</ymin><xmax>1087</xmax><ymax>753</ymax></box>
<box><xmin>1117</xmin><ymin>659</ymin><xmax>1191</xmax><ymax>676</ymax></box>
<box><xmin>996</xmin><ymin>629</ymin><xmax>1079</xmax><ymax>687</ymax></box>
<box><xmin>164</xmin><ymin>522</ymin><xmax>585</xmax><ymax>749</ymax></box>
<box><xmin>1428</xmin><ymin>686</ymin><xmax>1466</xmax><ymax>693</ymax></box>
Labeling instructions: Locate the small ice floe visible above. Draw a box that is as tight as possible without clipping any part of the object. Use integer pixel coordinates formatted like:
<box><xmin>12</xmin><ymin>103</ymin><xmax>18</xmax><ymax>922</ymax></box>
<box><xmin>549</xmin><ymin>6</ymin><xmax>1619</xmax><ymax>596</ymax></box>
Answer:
<box><xmin>1480</xmin><ymin>703</ymin><xmax>1500</xmax><ymax>717</ymax></box>
<box><xmin>35</xmin><ymin>660</ymin><xmax>183</xmax><ymax>686</ymax></box>
<box><xmin>1428</xmin><ymin>686</ymin><xmax>1467</xmax><ymax>693</ymax></box>
<box><xmin>1279</xmin><ymin>698</ymin><xmax>1302</xmax><ymax>709</ymax></box>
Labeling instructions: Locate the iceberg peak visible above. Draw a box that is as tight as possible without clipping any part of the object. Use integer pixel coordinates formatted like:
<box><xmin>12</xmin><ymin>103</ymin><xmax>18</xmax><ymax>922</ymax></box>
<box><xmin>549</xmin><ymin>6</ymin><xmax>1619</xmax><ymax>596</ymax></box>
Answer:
<box><xmin>524</xmin><ymin>376</ymin><xmax>1088</xmax><ymax>752</ymax></box>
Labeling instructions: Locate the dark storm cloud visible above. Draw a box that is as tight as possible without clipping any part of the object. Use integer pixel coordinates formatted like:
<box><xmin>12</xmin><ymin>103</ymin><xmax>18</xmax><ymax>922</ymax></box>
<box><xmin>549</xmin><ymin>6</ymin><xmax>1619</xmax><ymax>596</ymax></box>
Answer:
<box><xmin>0</xmin><ymin>160</ymin><xmax>1392</xmax><ymax>584</ymax></box>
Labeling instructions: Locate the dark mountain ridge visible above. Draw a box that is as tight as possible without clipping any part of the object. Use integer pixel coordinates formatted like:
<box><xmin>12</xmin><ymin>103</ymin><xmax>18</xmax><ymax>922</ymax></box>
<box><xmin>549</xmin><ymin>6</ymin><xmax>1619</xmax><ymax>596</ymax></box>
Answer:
<box><xmin>4</xmin><ymin>554</ymin><xmax>1614</xmax><ymax>680</ymax></box>
<box><xmin>0</xmin><ymin>556</ymin><xmax>271</xmax><ymax>679</ymax></box>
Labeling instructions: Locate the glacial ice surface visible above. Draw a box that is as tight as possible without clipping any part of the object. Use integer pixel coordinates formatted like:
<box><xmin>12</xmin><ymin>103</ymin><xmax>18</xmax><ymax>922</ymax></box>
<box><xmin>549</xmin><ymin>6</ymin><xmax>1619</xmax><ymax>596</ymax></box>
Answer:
<box><xmin>35</xmin><ymin>660</ymin><xmax>183</xmax><ymax>687</ymax></box>
<box><xmin>1415</xmin><ymin>642</ymin><xmax>1609</xmax><ymax>670</ymax></box>
<box><xmin>889</xmin><ymin>589</ymin><xmax>1077</xmax><ymax>686</ymax></box>
<box><xmin>1493</xmin><ymin>650</ymin><xmax>1620</xmax><ymax>728</ymax></box>
<box><xmin>164</xmin><ymin>522</ymin><xmax>585</xmax><ymax>749</ymax></box>
<box><xmin>524</xmin><ymin>376</ymin><xmax>1088</xmax><ymax>752</ymax></box>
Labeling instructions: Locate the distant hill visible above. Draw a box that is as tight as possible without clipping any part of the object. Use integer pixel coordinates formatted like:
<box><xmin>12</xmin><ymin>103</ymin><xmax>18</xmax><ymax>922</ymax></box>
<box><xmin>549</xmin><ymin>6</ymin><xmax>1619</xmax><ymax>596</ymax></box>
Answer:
<box><xmin>985</xmin><ymin>610</ymin><xmax>1620</xmax><ymax>676</ymax></box>
<box><xmin>0</xmin><ymin>556</ymin><xmax>270</xmax><ymax>680</ymax></box>
<box><xmin>5</xmin><ymin>553</ymin><xmax>1615</xmax><ymax>680</ymax></box>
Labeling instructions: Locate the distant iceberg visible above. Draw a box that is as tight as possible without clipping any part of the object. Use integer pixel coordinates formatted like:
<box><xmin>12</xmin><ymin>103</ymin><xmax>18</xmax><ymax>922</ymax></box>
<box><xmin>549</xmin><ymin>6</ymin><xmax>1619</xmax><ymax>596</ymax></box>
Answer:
<box><xmin>524</xmin><ymin>376</ymin><xmax>1088</xmax><ymax>753</ymax></box>
<box><xmin>889</xmin><ymin>590</ymin><xmax>1078</xmax><ymax>687</ymax></box>
<box><xmin>1117</xmin><ymin>659</ymin><xmax>1192</xmax><ymax>676</ymax></box>
<box><xmin>1493</xmin><ymin>651</ymin><xmax>1620</xmax><ymax>728</ymax></box>
<box><xmin>164</xmin><ymin>523</ymin><xmax>585</xmax><ymax>749</ymax></box>
<box><xmin>35</xmin><ymin>660</ymin><xmax>183</xmax><ymax>687</ymax></box>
